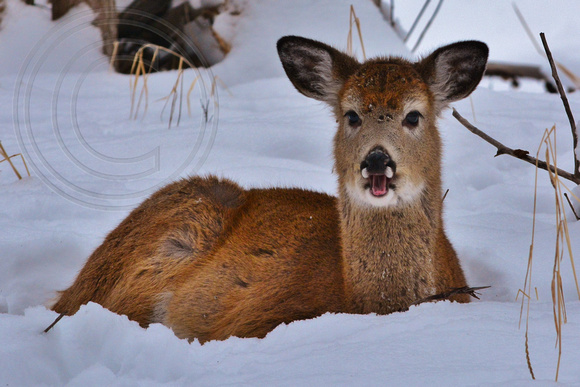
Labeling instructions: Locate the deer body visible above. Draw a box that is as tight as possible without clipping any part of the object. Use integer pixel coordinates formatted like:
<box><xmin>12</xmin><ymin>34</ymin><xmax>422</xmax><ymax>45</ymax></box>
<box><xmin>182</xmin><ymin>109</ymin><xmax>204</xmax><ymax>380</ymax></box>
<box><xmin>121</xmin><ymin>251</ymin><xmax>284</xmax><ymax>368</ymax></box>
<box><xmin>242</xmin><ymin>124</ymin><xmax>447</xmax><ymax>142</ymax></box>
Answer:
<box><xmin>52</xmin><ymin>37</ymin><xmax>488</xmax><ymax>342</ymax></box>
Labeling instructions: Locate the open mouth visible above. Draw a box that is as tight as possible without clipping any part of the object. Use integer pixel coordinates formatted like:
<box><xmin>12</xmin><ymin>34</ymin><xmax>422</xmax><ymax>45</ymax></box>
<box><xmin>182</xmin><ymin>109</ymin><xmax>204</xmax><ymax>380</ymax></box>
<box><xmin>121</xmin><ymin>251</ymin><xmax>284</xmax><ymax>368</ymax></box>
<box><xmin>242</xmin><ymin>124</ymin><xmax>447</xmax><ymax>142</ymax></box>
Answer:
<box><xmin>361</xmin><ymin>167</ymin><xmax>394</xmax><ymax>197</ymax></box>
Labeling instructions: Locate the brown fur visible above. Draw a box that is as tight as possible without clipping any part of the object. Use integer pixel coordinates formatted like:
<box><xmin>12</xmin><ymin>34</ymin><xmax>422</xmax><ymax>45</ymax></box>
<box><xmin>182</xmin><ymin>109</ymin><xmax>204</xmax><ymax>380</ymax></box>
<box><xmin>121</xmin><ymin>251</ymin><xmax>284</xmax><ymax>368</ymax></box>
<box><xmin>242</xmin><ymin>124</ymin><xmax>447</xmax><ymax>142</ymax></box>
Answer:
<box><xmin>52</xmin><ymin>37</ymin><xmax>488</xmax><ymax>342</ymax></box>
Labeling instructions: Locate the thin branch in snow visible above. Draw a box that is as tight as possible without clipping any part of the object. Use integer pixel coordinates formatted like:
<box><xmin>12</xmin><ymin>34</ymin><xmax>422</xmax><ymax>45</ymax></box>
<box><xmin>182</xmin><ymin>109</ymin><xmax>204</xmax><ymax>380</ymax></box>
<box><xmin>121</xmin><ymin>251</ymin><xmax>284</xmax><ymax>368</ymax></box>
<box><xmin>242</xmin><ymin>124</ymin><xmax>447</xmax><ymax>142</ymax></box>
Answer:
<box><xmin>43</xmin><ymin>313</ymin><xmax>65</xmax><ymax>334</ymax></box>
<box><xmin>441</xmin><ymin>188</ymin><xmax>449</xmax><ymax>203</ymax></box>
<box><xmin>564</xmin><ymin>193</ymin><xmax>580</xmax><ymax>221</ymax></box>
<box><xmin>452</xmin><ymin>109</ymin><xmax>580</xmax><ymax>185</ymax></box>
<box><xmin>539</xmin><ymin>32</ymin><xmax>580</xmax><ymax>180</ymax></box>
<box><xmin>412</xmin><ymin>286</ymin><xmax>491</xmax><ymax>306</ymax></box>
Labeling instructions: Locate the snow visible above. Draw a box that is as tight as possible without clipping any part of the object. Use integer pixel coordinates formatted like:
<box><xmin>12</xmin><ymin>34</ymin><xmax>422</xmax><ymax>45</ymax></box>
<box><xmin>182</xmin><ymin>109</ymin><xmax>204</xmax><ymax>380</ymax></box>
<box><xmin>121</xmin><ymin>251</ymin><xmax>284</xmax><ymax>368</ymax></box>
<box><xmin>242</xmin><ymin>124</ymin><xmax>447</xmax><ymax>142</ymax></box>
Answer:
<box><xmin>1</xmin><ymin>0</ymin><xmax>580</xmax><ymax>385</ymax></box>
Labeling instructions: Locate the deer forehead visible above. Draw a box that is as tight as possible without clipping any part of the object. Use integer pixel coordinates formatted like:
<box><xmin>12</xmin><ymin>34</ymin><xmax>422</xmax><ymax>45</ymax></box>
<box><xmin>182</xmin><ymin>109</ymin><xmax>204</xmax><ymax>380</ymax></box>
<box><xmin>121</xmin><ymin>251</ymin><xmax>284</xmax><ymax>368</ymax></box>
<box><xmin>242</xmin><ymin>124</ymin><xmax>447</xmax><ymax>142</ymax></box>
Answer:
<box><xmin>341</xmin><ymin>62</ymin><xmax>431</xmax><ymax>113</ymax></box>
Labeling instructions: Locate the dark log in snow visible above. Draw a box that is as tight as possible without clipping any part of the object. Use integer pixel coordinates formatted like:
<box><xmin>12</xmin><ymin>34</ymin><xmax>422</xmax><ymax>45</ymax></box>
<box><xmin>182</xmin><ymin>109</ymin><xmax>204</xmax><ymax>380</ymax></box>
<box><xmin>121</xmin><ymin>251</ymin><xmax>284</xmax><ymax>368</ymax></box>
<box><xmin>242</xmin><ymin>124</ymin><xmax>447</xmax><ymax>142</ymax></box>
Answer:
<box><xmin>485</xmin><ymin>61</ymin><xmax>558</xmax><ymax>93</ymax></box>
<box><xmin>113</xmin><ymin>0</ymin><xmax>227</xmax><ymax>73</ymax></box>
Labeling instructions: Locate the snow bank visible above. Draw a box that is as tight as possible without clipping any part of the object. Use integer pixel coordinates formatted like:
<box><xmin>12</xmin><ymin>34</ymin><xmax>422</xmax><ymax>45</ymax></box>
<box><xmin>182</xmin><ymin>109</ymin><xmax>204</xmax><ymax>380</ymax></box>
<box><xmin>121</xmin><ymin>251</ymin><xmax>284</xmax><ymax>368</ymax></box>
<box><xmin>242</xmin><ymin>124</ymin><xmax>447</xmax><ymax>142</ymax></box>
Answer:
<box><xmin>1</xmin><ymin>302</ymin><xmax>579</xmax><ymax>386</ymax></box>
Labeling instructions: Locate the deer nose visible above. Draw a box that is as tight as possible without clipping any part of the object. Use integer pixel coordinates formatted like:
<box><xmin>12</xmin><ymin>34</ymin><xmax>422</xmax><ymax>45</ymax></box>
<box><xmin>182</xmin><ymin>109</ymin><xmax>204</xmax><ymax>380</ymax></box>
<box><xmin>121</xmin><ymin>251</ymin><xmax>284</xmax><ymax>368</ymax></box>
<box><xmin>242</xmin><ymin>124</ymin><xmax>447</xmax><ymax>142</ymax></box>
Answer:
<box><xmin>360</xmin><ymin>149</ymin><xmax>396</xmax><ymax>177</ymax></box>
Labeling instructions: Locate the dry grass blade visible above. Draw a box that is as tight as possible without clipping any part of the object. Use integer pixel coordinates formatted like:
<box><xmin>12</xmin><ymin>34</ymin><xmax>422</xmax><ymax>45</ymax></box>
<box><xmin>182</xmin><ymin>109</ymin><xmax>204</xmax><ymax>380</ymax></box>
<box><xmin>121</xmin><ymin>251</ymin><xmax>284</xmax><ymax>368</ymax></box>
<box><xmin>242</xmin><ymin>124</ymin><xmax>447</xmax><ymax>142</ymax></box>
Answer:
<box><xmin>0</xmin><ymin>141</ymin><xmax>30</xmax><ymax>180</ymax></box>
<box><xmin>134</xmin><ymin>55</ymin><xmax>149</xmax><ymax>120</ymax></box>
<box><xmin>212</xmin><ymin>76</ymin><xmax>232</xmax><ymax>97</ymax></box>
<box><xmin>129</xmin><ymin>44</ymin><xmax>217</xmax><ymax>128</ymax></box>
<box><xmin>187</xmin><ymin>75</ymin><xmax>201</xmax><ymax>116</ymax></box>
<box><xmin>520</xmin><ymin>125</ymin><xmax>579</xmax><ymax>382</ymax></box>
<box><xmin>347</xmin><ymin>5</ymin><xmax>366</xmax><ymax>60</ymax></box>
<box><xmin>544</xmin><ymin>130</ymin><xmax>565</xmax><ymax>381</ymax></box>
<box><xmin>129</xmin><ymin>51</ymin><xmax>143</xmax><ymax>119</ymax></box>
<box><xmin>109</xmin><ymin>41</ymin><xmax>119</xmax><ymax>73</ymax></box>
<box><xmin>518</xmin><ymin>127</ymin><xmax>548</xmax><ymax>380</ymax></box>
<box><xmin>135</xmin><ymin>46</ymin><xmax>159</xmax><ymax>121</ymax></box>
<box><xmin>163</xmin><ymin>57</ymin><xmax>185</xmax><ymax>129</ymax></box>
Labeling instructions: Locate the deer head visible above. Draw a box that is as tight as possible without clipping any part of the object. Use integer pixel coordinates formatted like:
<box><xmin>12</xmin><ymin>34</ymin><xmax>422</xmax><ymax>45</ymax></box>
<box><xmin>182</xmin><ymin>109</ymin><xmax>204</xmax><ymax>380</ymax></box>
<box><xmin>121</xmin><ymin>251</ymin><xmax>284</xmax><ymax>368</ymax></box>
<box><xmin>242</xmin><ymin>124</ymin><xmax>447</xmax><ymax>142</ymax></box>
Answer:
<box><xmin>278</xmin><ymin>37</ymin><xmax>488</xmax><ymax>209</ymax></box>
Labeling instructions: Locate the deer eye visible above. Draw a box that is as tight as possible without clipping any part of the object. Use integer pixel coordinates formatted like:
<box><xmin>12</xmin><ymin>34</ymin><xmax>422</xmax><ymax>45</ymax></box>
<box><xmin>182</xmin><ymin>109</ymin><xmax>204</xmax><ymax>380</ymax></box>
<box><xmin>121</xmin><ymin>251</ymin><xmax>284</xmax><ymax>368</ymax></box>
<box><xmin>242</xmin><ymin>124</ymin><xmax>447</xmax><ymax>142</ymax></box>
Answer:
<box><xmin>345</xmin><ymin>110</ymin><xmax>361</xmax><ymax>128</ymax></box>
<box><xmin>404</xmin><ymin>111</ymin><xmax>422</xmax><ymax>128</ymax></box>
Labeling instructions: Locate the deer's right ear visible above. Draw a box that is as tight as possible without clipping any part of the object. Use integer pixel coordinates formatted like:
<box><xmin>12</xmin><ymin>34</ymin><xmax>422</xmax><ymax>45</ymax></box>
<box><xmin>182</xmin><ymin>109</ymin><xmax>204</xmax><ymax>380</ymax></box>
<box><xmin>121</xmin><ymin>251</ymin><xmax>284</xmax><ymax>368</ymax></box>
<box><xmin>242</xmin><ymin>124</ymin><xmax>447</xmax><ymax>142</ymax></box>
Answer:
<box><xmin>277</xmin><ymin>36</ymin><xmax>359</xmax><ymax>105</ymax></box>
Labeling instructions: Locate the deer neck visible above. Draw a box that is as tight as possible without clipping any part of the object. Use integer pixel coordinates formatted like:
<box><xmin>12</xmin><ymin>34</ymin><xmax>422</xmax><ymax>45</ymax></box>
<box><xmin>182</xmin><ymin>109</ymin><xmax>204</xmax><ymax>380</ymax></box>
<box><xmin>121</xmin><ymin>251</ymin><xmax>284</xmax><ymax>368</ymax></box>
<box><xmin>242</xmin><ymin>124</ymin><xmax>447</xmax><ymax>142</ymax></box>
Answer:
<box><xmin>338</xmin><ymin>191</ymin><xmax>441</xmax><ymax>314</ymax></box>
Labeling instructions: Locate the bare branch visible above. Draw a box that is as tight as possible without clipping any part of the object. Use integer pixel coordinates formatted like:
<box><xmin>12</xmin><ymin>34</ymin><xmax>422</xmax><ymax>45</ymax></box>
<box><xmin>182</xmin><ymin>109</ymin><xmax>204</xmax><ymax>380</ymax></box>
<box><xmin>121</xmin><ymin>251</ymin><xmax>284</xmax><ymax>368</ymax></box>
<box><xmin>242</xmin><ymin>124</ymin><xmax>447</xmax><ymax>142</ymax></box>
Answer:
<box><xmin>404</xmin><ymin>0</ymin><xmax>431</xmax><ymax>43</ymax></box>
<box><xmin>442</xmin><ymin>188</ymin><xmax>449</xmax><ymax>203</ymax></box>
<box><xmin>564</xmin><ymin>193</ymin><xmax>580</xmax><ymax>221</ymax></box>
<box><xmin>412</xmin><ymin>286</ymin><xmax>491</xmax><ymax>306</ymax></box>
<box><xmin>411</xmin><ymin>0</ymin><xmax>444</xmax><ymax>53</ymax></box>
<box><xmin>43</xmin><ymin>313</ymin><xmax>65</xmax><ymax>334</ymax></box>
<box><xmin>452</xmin><ymin>109</ymin><xmax>580</xmax><ymax>185</ymax></box>
<box><xmin>540</xmin><ymin>33</ymin><xmax>580</xmax><ymax>180</ymax></box>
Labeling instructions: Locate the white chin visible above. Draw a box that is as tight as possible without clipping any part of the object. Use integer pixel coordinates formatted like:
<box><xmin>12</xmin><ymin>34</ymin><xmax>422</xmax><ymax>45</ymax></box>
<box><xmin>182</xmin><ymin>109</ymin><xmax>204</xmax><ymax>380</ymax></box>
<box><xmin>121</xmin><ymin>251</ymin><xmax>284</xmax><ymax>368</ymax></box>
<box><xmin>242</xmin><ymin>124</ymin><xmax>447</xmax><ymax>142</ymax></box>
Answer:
<box><xmin>346</xmin><ymin>181</ymin><xmax>425</xmax><ymax>208</ymax></box>
<box><xmin>363</xmin><ymin>189</ymin><xmax>398</xmax><ymax>207</ymax></box>
<box><xmin>346</xmin><ymin>184</ymin><xmax>398</xmax><ymax>208</ymax></box>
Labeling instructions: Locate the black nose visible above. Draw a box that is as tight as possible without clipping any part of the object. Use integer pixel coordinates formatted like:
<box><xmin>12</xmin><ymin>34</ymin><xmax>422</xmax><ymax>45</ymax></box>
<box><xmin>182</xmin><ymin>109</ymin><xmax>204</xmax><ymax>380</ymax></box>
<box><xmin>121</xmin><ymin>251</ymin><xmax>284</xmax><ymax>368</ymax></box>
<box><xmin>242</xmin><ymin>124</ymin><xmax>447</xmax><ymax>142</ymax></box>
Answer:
<box><xmin>360</xmin><ymin>149</ymin><xmax>396</xmax><ymax>175</ymax></box>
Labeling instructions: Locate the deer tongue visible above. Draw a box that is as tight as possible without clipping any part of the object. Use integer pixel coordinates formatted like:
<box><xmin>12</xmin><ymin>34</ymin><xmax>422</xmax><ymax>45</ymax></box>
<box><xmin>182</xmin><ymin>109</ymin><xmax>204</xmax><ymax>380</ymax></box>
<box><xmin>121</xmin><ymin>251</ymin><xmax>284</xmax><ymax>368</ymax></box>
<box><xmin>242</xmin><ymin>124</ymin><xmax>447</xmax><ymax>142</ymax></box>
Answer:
<box><xmin>371</xmin><ymin>174</ymin><xmax>388</xmax><ymax>197</ymax></box>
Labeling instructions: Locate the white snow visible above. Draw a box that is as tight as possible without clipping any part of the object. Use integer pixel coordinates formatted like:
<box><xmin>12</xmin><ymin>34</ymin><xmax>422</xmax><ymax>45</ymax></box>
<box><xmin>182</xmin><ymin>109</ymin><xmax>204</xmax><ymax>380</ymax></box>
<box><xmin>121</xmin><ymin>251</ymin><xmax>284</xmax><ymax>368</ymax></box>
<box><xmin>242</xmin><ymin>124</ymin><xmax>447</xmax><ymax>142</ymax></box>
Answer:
<box><xmin>1</xmin><ymin>0</ymin><xmax>580</xmax><ymax>385</ymax></box>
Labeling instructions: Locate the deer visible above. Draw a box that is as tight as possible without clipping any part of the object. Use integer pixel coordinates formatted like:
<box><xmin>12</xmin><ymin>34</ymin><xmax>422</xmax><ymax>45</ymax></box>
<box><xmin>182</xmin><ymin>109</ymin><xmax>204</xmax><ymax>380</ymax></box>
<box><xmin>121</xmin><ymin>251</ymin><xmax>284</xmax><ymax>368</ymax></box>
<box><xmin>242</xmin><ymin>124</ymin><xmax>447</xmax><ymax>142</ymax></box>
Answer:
<box><xmin>49</xmin><ymin>36</ymin><xmax>489</xmax><ymax>343</ymax></box>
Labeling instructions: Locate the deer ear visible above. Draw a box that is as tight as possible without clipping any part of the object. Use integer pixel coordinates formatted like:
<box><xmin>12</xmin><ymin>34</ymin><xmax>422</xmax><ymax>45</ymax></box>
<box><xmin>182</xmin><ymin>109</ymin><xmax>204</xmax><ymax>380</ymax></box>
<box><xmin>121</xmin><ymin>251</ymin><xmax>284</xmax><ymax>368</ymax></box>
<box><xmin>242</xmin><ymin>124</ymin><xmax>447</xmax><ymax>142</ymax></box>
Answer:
<box><xmin>417</xmin><ymin>41</ymin><xmax>488</xmax><ymax>108</ymax></box>
<box><xmin>277</xmin><ymin>36</ymin><xmax>359</xmax><ymax>105</ymax></box>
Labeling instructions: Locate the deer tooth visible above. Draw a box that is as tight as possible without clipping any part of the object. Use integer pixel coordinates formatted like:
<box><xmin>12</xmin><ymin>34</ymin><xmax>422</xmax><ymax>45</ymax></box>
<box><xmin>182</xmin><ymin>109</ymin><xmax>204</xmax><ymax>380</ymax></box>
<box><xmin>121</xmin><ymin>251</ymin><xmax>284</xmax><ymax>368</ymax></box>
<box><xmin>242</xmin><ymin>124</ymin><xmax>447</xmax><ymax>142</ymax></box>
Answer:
<box><xmin>386</xmin><ymin>167</ymin><xmax>394</xmax><ymax>179</ymax></box>
<box><xmin>361</xmin><ymin>168</ymin><xmax>369</xmax><ymax>179</ymax></box>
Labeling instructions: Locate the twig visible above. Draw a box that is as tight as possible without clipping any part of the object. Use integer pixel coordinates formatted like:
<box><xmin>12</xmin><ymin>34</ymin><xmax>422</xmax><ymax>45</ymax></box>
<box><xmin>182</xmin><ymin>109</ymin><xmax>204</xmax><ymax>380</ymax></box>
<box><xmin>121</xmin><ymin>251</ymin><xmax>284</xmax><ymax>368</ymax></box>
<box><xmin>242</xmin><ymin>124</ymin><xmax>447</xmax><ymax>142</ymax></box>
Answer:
<box><xmin>540</xmin><ymin>33</ymin><xmax>580</xmax><ymax>180</ymax></box>
<box><xmin>525</xmin><ymin>330</ymin><xmax>536</xmax><ymax>379</ymax></box>
<box><xmin>404</xmin><ymin>0</ymin><xmax>431</xmax><ymax>43</ymax></box>
<box><xmin>43</xmin><ymin>313</ymin><xmax>65</xmax><ymax>334</ymax></box>
<box><xmin>412</xmin><ymin>286</ymin><xmax>490</xmax><ymax>305</ymax></box>
<box><xmin>411</xmin><ymin>0</ymin><xmax>443</xmax><ymax>53</ymax></box>
<box><xmin>452</xmin><ymin>109</ymin><xmax>580</xmax><ymax>184</ymax></box>
<box><xmin>442</xmin><ymin>188</ymin><xmax>449</xmax><ymax>202</ymax></box>
<box><xmin>564</xmin><ymin>193</ymin><xmax>580</xmax><ymax>221</ymax></box>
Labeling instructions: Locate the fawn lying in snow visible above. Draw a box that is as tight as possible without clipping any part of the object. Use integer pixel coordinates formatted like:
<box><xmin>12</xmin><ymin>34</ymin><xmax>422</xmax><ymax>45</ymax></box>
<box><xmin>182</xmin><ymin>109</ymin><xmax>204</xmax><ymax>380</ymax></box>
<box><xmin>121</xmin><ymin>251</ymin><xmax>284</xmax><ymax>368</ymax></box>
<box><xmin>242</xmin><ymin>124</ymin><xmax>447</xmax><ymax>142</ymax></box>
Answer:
<box><xmin>51</xmin><ymin>36</ymin><xmax>489</xmax><ymax>342</ymax></box>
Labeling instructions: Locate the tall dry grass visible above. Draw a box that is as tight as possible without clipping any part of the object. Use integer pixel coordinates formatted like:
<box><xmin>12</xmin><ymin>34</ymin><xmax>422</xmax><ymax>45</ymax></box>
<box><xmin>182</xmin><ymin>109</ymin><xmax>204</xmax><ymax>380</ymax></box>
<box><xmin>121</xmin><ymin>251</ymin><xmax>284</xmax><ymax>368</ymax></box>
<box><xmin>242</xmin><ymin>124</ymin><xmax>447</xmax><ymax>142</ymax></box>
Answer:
<box><xmin>519</xmin><ymin>125</ymin><xmax>580</xmax><ymax>381</ymax></box>
<box><xmin>116</xmin><ymin>43</ymin><xmax>228</xmax><ymax>129</ymax></box>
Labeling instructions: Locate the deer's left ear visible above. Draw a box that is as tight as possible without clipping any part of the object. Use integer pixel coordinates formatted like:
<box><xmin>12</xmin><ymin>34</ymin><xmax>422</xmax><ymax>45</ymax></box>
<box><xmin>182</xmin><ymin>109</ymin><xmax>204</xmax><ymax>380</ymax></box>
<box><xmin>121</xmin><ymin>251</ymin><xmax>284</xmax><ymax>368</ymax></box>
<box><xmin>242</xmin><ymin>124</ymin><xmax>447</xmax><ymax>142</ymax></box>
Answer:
<box><xmin>416</xmin><ymin>41</ymin><xmax>488</xmax><ymax>108</ymax></box>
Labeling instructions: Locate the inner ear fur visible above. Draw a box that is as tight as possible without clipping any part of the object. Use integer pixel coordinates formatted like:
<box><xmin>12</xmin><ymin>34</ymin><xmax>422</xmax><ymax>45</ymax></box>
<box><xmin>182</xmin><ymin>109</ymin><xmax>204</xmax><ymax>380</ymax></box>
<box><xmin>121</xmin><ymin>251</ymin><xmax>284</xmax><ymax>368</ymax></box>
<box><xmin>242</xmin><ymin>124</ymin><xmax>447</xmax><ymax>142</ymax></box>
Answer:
<box><xmin>277</xmin><ymin>36</ymin><xmax>360</xmax><ymax>105</ymax></box>
<box><xmin>416</xmin><ymin>40</ymin><xmax>489</xmax><ymax>106</ymax></box>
